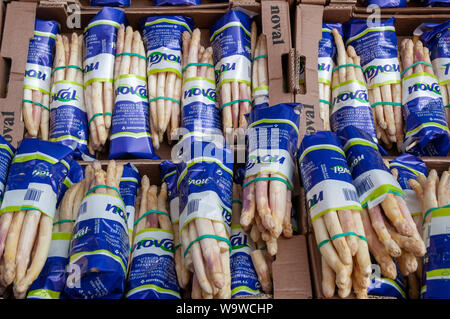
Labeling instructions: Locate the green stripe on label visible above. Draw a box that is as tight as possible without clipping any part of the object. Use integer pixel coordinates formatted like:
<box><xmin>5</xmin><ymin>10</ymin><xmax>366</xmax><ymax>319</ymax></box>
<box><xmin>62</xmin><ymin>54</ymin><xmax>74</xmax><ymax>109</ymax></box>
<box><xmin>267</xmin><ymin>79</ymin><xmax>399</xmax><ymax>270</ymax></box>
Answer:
<box><xmin>27</xmin><ymin>288</ymin><xmax>60</xmax><ymax>299</ymax></box>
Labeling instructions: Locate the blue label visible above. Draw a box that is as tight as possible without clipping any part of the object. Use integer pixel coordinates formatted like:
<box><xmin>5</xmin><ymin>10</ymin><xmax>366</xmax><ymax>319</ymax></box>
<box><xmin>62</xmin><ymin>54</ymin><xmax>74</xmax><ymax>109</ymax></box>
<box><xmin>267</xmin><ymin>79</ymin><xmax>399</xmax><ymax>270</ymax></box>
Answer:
<box><xmin>366</xmin><ymin>0</ymin><xmax>406</xmax><ymax>7</ymax></box>
<box><xmin>389</xmin><ymin>154</ymin><xmax>427</xmax><ymax>190</ymax></box>
<box><xmin>423</xmin><ymin>0</ymin><xmax>450</xmax><ymax>7</ymax></box>
<box><xmin>91</xmin><ymin>0</ymin><xmax>130</xmax><ymax>7</ymax></box>
<box><xmin>160</xmin><ymin>161</ymin><xmax>178</xmax><ymax>202</ymax></box>
<box><xmin>420</xmin><ymin>21</ymin><xmax>450</xmax><ymax>60</ymax></box>
<box><xmin>56</xmin><ymin>160</ymin><xmax>85</xmax><ymax>208</ymax></box>
<box><xmin>26</xmin><ymin>19</ymin><xmax>59</xmax><ymax>68</ymax></box>
<box><xmin>319</xmin><ymin>23</ymin><xmax>342</xmax><ymax>60</ymax></box>
<box><xmin>0</xmin><ymin>136</ymin><xmax>15</xmax><ymax>203</ymax></box>
<box><xmin>367</xmin><ymin>260</ymin><xmax>406</xmax><ymax>299</ymax></box>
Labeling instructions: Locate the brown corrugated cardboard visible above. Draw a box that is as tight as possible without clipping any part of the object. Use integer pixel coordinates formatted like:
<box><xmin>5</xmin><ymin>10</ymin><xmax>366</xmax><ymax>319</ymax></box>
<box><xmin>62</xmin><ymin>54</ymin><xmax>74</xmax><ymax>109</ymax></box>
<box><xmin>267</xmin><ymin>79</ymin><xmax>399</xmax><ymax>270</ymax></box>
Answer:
<box><xmin>0</xmin><ymin>0</ymin><xmax>293</xmax><ymax>157</ymax></box>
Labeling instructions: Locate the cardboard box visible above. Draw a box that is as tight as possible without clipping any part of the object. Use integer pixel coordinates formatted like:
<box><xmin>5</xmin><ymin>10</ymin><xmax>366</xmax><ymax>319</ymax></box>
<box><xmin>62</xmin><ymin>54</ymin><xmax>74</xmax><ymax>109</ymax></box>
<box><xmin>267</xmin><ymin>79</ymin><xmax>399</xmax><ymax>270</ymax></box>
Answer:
<box><xmin>305</xmin><ymin>157</ymin><xmax>450</xmax><ymax>298</ymax></box>
<box><xmin>0</xmin><ymin>0</ymin><xmax>294</xmax><ymax>157</ymax></box>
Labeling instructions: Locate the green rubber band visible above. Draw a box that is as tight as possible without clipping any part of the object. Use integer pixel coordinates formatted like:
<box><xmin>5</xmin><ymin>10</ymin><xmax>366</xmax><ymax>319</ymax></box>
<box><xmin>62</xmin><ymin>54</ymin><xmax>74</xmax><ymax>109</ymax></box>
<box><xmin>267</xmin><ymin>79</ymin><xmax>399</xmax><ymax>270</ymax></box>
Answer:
<box><xmin>259</xmin><ymin>245</ymin><xmax>267</xmax><ymax>251</ymax></box>
<box><xmin>332</xmin><ymin>64</ymin><xmax>363</xmax><ymax>73</ymax></box>
<box><xmin>182</xmin><ymin>62</ymin><xmax>214</xmax><ymax>74</ymax></box>
<box><xmin>370</xmin><ymin>102</ymin><xmax>402</xmax><ymax>108</ymax></box>
<box><xmin>86</xmin><ymin>184</ymin><xmax>121</xmax><ymax>197</ymax></box>
<box><xmin>253</xmin><ymin>54</ymin><xmax>268</xmax><ymax>62</ymax></box>
<box><xmin>243</xmin><ymin>176</ymin><xmax>293</xmax><ymax>192</ymax></box>
<box><xmin>317</xmin><ymin>232</ymin><xmax>367</xmax><ymax>251</ymax></box>
<box><xmin>401</xmin><ymin>61</ymin><xmax>433</xmax><ymax>78</ymax></box>
<box><xmin>221</xmin><ymin>99</ymin><xmax>252</xmax><ymax>111</ymax></box>
<box><xmin>445</xmin><ymin>104</ymin><xmax>450</xmax><ymax>109</ymax></box>
<box><xmin>232</xmin><ymin>199</ymin><xmax>242</xmax><ymax>205</ymax></box>
<box><xmin>51</xmin><ymin>65</ymin><xmax>84</xmax><ymax>77</ymax></box>
<box><xmin>134</xmin><ymin>210</ymin><xmax>169</xmax><ymax>226</ymax></box>
<box><xmin>22</xmin><ymin>99</ymin><xmax>50</xmax><ymax>112</ymax></box>
<box><xmin>173</xmin><ymin>243</ymin><xmax>181</xmax><ymax>252</ymax></box>
<box><xmin>53</xmin><ymin>219</ymin><xmax>75</xmax><ymax>226</ymax></box>
<box><xmin>423</xmin><ymin>204</ymin><xmax>450</xmax><ymax>225</ymax></box>
<box><xmin>116</xmin><ymin>52</ymin><xmax>146</xmax><ymax>60</ymax></box>
<box><xmin>148</xmin><ymin>96</ymin><xmax>181</xmax><ymax>105</ymax></box>
<box><xmin>319</xmin><ymin>99</ymin><xmax>331</xmax><ymax>106</ymax></box>
<box><xmin>184</xmin><ymin>234</ymin><xmax>231</xmax><ymax>258</ymax></box>
<box><xmin>88</xmin><ymin>112</ymin><xmax>113</xmax><ymax>127</ymax></box>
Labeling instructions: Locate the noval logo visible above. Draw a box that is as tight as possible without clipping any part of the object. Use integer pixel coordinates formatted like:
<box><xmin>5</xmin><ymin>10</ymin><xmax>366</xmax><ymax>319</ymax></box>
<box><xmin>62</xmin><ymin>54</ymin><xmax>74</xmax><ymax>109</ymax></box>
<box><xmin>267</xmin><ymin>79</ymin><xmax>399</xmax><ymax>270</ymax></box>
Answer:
<box><xmin>308</xmin><ymin>191</ymin><xmax>323</xmax><ymax>209</ymax></box>
<box><xmin>245</xmin><ymin>154</ymin><xmax>286</xmax><ymax>171</ymax></box>
<box><xmin>51</xmin><ymin>88</ymin><xmax>79</xmax><ymax>103</ymax></box>
<box><xmin>148</xmin><ymin>52</ymin><xmax>181</xmax><ymax>67</ymax></box>
<box><xmin>84</xmin><ymin>61</ymin><xmax>100</xmax><ymax>73</ymax></box>
<box><xmin>408</xmin><ymin>82</ymin><xmax>441</xmax><ymax>95</ymax></box>
<box><xmin>349</xmin><ymin>154</ymin><xmax>364</xmax><ymax>170</ymax></box>
<box><xmin>222</xmin><ymin>207</ymin><xmax>232</xmax><ymax>226</ymax></box>
<box><xmin>443</xmin><ymin>62</ymin><xmax>450</xmax><ymax>76</ymax></box>
<box><xmin>117</xmin><ymin>85</ymin><xmax>148</xmax><ymax>99</ymax></box>
<box><xmin>333</xmin><ymin>90</ymin><xmax>368</xmax><ymax>104</ymax></box>
<box><xmin>105</xmin><ymin>203</ymin><xmax>126</xmax><ymax>220</ymax></box>
<box><xmin>183</xmin><ymin>87</ymin><xmax>216</xmax><ymax>102</ymax></box>
<box><xmin>188</xmin><ymin>177</ymin><xmax>210</xmax><ymax>186</ymax></box>
<box><xmin>230</xmin><ymin>231</ymin><xmax>248</xmax><ymax>249</ymax></box>
<box><xmin>32</xmin><ymin>169</ymin><xmax>53</xmax><ymax>178</ymax></box>
<box><xmin>134</xmin><ymin>237</ymin><xmax>174</xmax><ymax>253</ymax></box>
<box><xmin>25</xmin><ymin>69</ymin><xmax>47</xmax><ymax>81</ymax></box>
<box><xmin>364</xmin><ymin>64</ymin><xmax>400</xmax><ymax>82</ymax></box>
<box><xmin>216</xmin><ymin>63</ymin><xmax>236</xmax><ymax>81</ymax></box>
<box><xmin>74</xmin><ymin>226</ymin><xmax>90</xmax><ymax>239</ymax></box>
<box><xmin>318</xmin><ymin>63</ymin><xmax>331</xmax><ymax>72</ymax></box>
<box><xmin>331</xmin><ymin>165</ymin><xmax>350</xmax><ymax>175</ymax></box>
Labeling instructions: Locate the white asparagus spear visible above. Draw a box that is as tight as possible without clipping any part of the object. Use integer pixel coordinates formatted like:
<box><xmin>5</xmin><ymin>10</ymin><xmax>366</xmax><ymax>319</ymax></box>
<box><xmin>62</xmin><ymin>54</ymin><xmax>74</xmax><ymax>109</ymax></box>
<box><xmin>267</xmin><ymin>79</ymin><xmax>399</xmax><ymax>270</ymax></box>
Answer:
<box><xmin>66</xmin><ymin>33</ymin><xmax>79</xmax><ymax>82</ymax></box>
<box><xmin>40</xmin><ymin>94</ymin><xmax>50</xmax><ymax>140</ymax></box>
<box><xmin>91</xmin><ymin>81</ymin><xmax>107</xmax><ymax>145</ymax></box>
<box><xmin>331</xmin><ymin>28</ymin><xmax>346</xmax><ymax>83</ymax></box>
<box><xmin>156</xmin><ymin>72</ymin><xmax>167</xmax><ymax>137</ymax></box>
<box><xmin>321</xmin><ymin>256</ymin><xmax>336</xmax><ymax>298</ymax></box>
<box><xmin>31</xmin><ymin>90</ymin><xmax>43</xmax><ymax>138</ymax></box>
<box><xmin>2</xmin><ymin>211</ymin><xmax>26</xmax><ymax>286</ymax></box>
<box><xmin>268</xmin><ymin>173</ymin><xmax>287</xmax><ymax>238</ymax></box>
<box><xmin>114</xmin><ymin>24</ymin><xmax>125</xmax><ymax>92</ymax></box>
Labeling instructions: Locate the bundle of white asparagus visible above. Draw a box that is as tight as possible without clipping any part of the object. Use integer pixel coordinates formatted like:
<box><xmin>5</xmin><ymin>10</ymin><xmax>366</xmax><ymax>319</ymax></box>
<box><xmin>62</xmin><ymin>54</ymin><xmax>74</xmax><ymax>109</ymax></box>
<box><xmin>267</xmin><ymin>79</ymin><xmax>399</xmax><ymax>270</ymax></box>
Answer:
<box><xmin>330</xmin><ymin>30</ymin><xmax>377</xmax><ymax>142</ymax></box>
<box><xmin>251</xmin><ymin>22</ymin><xmax>269</xmax><ymax>108</ymax></box>
<box><xmin>232</xmin><ymin>183</ymin><xmax>273</xmax><ymax>295</ymax></box>
<box><xmin>51</xmin><ymin>33</ymin><xmax>87</xmax><ymax>152</ymax></box>
<box><xmin>408</xmin><ymin>167</ymin><xmax>450</xmax><ymax>299</ymax></box>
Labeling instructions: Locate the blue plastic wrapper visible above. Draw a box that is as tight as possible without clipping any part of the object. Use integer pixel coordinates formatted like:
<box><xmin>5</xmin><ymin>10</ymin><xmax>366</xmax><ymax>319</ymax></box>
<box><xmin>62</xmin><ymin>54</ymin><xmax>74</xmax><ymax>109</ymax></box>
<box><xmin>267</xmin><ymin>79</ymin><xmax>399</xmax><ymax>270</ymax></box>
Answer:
<box><xmin>366</xmin><ymin>0</ymin><xmax>406</xmax><ymax>7</ymax></box>
<box><xmin>64</xmin><ymin>168</ymin><xmax>129</xmax><ymax>299</ymax></box>
<box><xmin>422</xmin><ymin>0</ymin><xmax>450</xmax><ymax>6</ymax></box>
<box><xmin>210</xmin><ymin>10</ymin><xmax>252</xmax><ymax>114</ymax></box>
<box><xmin>155</xmin><ymin>0</ymin><xmax>200</xmax><ymax>5</ymax></box>
<box><xmin>337</xmin><ymin>126</ymin><xmax>403</xmax><ymax>209</ymax></box>
<box><xmin>160</xmin><ymin>161</ymin><xmax>179</xmax><ymax>226</ymax></box>
<box><xmin>91</xmin><ymin>0</ymin><xmax>130</xmax><ymax>7</ymax></box>
<box><xmin>318</xmin><ymin>23</ymin><xmax>342</xmax><ymax>93</ymax></box>
<box><xmin>298</xmin><ymin>131</ymin><xmax>362</xmax><ymax>224</ymax></box>
<box><xmin>367</xmin><ymin>260</ymin><xmax>406</xmax><ymax>299</ymax></box>
<box><xmin>23</xmin><ymin>19</ymin><xmax>60</xmax><ymax>126</ymax></box>
<box><xmin>56</xmin><ymin>160</ymin><xmax>85</xmax><ymax>209</ymax></box>
<box><xmin>244</xmin><ymin>103</ymin><xmax>301</xmax><ymax>196</ymax></box>
<box><xmin>329</xmin><ymin>27</ymin><xmax>377</xmax><ymax>141</ymax></box>
<box><xmin>120</xmin><ymin>163</ymin><xmax>141</xmax><ymax>241</ymax></box>
<box><xmin>0</xmin><ymin>139</ymin><xmax>73</xmax><ymax>221</ymax></box>
<box><xmin>0</xmin><ymin>136</ymin><xmax>15</xmax><ymax>205</ymax></box>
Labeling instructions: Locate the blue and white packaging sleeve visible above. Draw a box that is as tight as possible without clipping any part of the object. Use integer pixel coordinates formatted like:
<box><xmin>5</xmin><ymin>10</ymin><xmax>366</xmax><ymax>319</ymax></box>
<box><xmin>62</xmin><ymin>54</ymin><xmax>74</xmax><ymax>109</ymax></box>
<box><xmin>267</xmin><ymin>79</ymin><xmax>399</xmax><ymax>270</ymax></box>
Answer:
<box><xmin>210</xmin><ymin>10</ymin><xmax>252</xmax><ymax>108</ymax></box>
<box><xmin>91</xmin><ymin>0</ymin><xmax>130</xmax><ymax>7</ymax></box>
<box><xmin>125</xmin><ymin>228</ymin><xmax>180</xmax><ymax>299</ymax></box>
<box><xmin>120</xmin><ymin>163</ymin><xmax>141</xmax><ymax>240</ymax></box>
<box><xmin>0</xmin><ymin>139</ymin><xmax>73</xmax><ymax>220</ymax></box>
<box><xmin>160</xmin><ymin>161</ymin><xmax>179</xmax><ymax>225</ymax></box>
<box><xmin>141</xmin><ymin>16</ymin><xmax>193</xmax><ymax>82</ymax></box>
<box><xmin>49</xmin><ymin>77</ymin><xmax>94</xmax><ymax>160</ymax></box>
<box><xmin>23</xmin><ymin>19</ymin><xmax>59</xmax><ymax>107</ymax></box>
<box><xmin>181</xmin><ymin>75</ymin><xmax>222</xmax><ymax>135</ymax></box>
<box><xmin>298</xmin><ymin>131</ymin><xmax>362</xmax><ymax>223</ymax></box>
<box><xmin>244</xmin><ymin>103</ymin><xmax>301</xmax><ymax>192</ymax></box>
<box><xmin>419</xmin><ymin>21</ymin><xmax>450</xmax><ymax>107</ymax></box>
<box><xmin>400</xmin><ymin>63</ymin><xmax>449</xmax><ymax>156</ymax></box>
<box><xmin>56</xmin><ymin>160</ymin><xmax>85</xmax><ymax>209</ymax></box>
<box><xmin>27</xmin><ymin>232</ymin><xmax>72</xmax><ymax>299</ymax></box>
<box><xmin>155</xmin><ymin>0</ymin><xmax>200</xmax><ymax>5</ymax></box>
<box><xmin>318</xmin><ymin>23</ymin><xmax>342</xmax><ymax>90</ymax></box>
<box><xmin>0</xmin><ymin>136</ymin><xmax>15</xmax><ymax>205</ymax></box>
<box><xmin>330</xmin><ymin>72</ymin><xmax>377</xmax><ymax>141</ymax></box>
<box><xmin>64</xmin><ymin>184</ymin><xmax>129</xmax><ymax>299</ymax></box>
<box><xmin>366</xmin><ymin>0</ymin><xmax>406</xmax><ymax>7</ymax></box>
<box><xmin>389</xmin><ymin>154</ymin><xmax>427</xmax><ymax>216</ymax></box>
<box><xmin>368</xmin><ymin>260</ymin><xmax>406</xmax><ymax>299</ymax></box>
<box><xmin>83</xmin><ymin>7</ymin><xmax>126</xmax><ymax>89</ymax></box>
<box><xmin>230</xmin><ymin>224</ymin><xmax>262</xmax><ymax>298</ymax></box>
<box><xmin>337</xmin><ymin>126</ymin><xmax>404</xmax><ymax>209</ymax></box>
<box><xmin>176</xmin><ymin>136</ymin><xmax>234</xmax><ymax>251</ymax></box>
<box><xmin>422</xmin><ymin>205</ymin><xmax>450</xmax><ymax>298</ymax></box>
<box><xmin>109</xmin><ymin>74</ymin><xmax>159</xmax><ymax>159</ymax></box>
<box><xmin>345</xmin><ymin>18</ymin><xmax>401</xmax><ymax>91</ymax></box>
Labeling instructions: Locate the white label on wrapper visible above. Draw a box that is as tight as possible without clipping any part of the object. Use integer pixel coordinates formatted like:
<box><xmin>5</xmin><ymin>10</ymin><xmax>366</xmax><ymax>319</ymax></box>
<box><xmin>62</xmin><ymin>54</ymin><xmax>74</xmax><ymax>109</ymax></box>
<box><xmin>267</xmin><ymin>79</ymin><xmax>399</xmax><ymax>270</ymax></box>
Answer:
<box><xmin>182</xmin><ymin>78</ymin><xmax>217</xmax><ymax>107</ymax></box>
<box><xmin>169</xmin><ymin>197</ymin><xmax>179</xmax><ymax>224</ymax></box>
<box><xmin>115</xmin><ymin>76</ymin><xmax>148</xmax><ymax>104</ymax></box>
<box><xmin>306</xmin><ymin>179</ymin><xmax>361</xmax><ymax>221</ymax></box>
<box><xmin>401</xmin><ymin>73</ymin><xmax>441</xmax><ymax>105</ymax></box>
<box><xmin>147</xmin><ymin>47</ymin><xmax>182</xmax><ymax>78</ymax></box>
<box><xmin>76</xmin><ymin>193</ymin><xmax>127</xmax><ymax>231</ymax></box>
<box><xmin>83</xmin><ymin>53</ymin><xmax>114</xmax><ymax>84</ymax></box>
<box><xmin>353</xmin><ymin>169</ymin><xmax>402</xmax><ymax>209</ymax></box>
<box><xmin>1</xmin><ymin>182</ymin><xmax>58</xmax><ymax>219</ymax></box>
<box><xmin>362</xmin><ymin>57</ymin><xmax>401</xmax><ymax>89</ymax></box>
<box><xmin>132</xmin><ymin>229</ymin><xmax>174</xmax><ymax>259</ymax></box>
<box><xmin>318</xmin><ymin>56</ymin><xmax>334</xmax><ymax>85</ymax></box>
<box><xmin>50</xmin><ymin>81</ymin><xmax>85</xmax><ymax>111</ymax></box>
<box><xmin>179</xmin><ymin>190</ymin><xmax>230</xmax><ymax>237</ymax></box>
<box><xmin>432</xmin><ymin>57</ymin><xmax>450</xmax><ymax>85</ymax></box>
<box><xmin>47</xmin><ymin>233</ymin><xmax>71</xmax><ymax>258</ymax></box>
<box><xmin>404</xmin><ymin>189</ymin><xmax>422</xmax><ymax>216</ymax></box>
<box><xmin>24</xmin><ymin>62</ymin><xmax>52</xmax><ymax>94</ymax></box>
<box><xmin>126</xmin><ymin>205</ymin><xmax>135</xmax><ymax>237</ymax></box>
<box><xmin>331</xmin><ymin>80</ymin><xmax>371</xmax><ymax>114</ymax></box>
<box><xmin>216</xmin><ymin>55</ymin><xmax>251</xmax><ymax>90</ymax></box>
<box><xmin>244</xmin><ymin>149</ymin><xmax>295</xmax><ymax>190</ymax></box>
